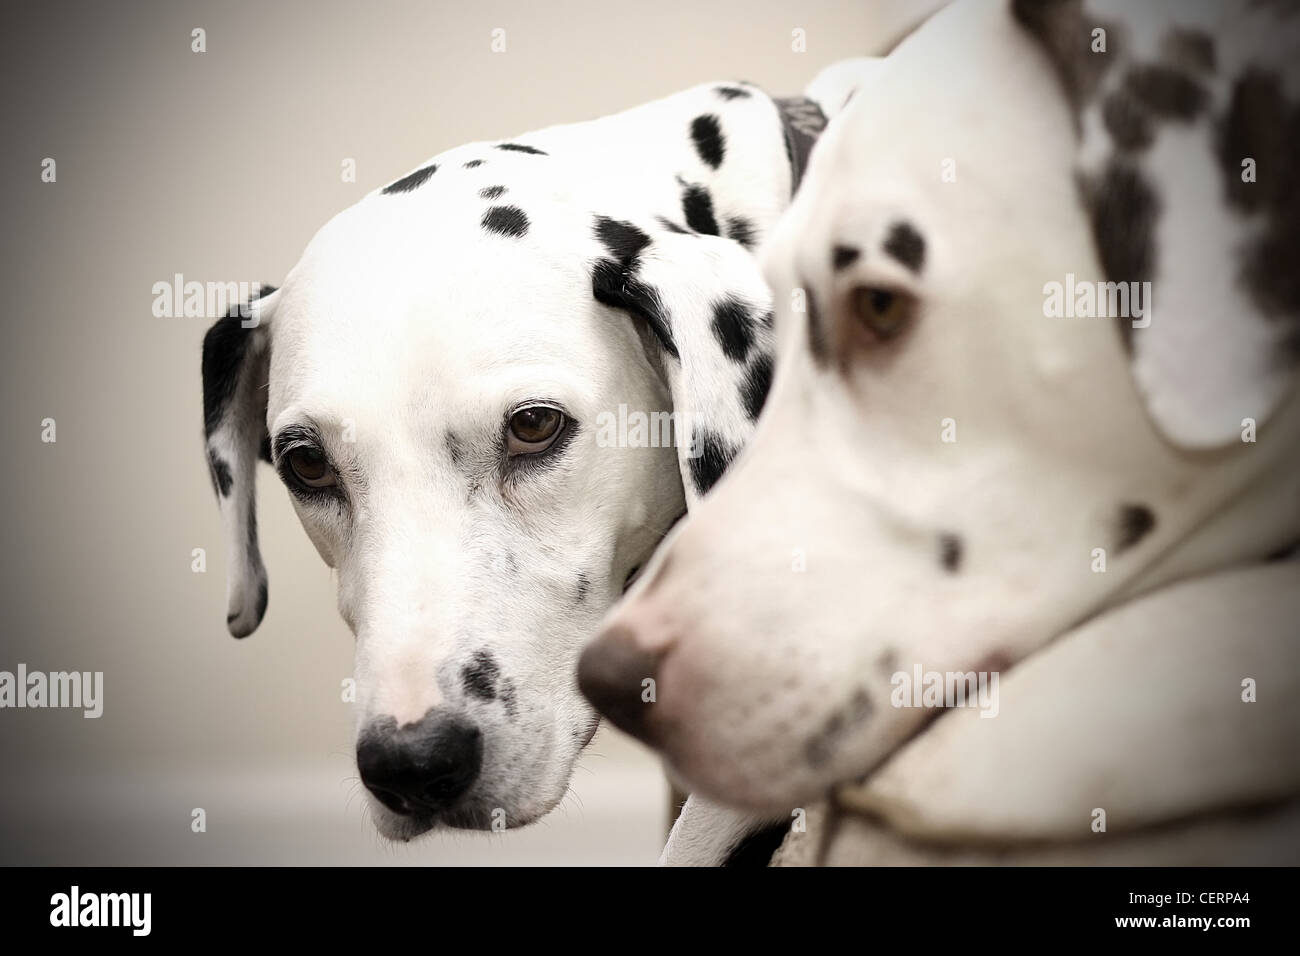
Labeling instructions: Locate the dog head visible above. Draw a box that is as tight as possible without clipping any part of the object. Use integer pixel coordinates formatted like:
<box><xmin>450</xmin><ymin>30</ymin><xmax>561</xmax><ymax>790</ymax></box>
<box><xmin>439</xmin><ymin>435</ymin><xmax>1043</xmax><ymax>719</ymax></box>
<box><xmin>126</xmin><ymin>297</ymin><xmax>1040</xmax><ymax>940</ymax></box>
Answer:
<box><xmin>580</xmin><ymin>0</ymin><xmax>1300</xmax><ymax>813</ymax></box>
<box><xmin>201</xmin><ymin>97</ymin><xmax>779</xmax><ymax>838</ymax></box>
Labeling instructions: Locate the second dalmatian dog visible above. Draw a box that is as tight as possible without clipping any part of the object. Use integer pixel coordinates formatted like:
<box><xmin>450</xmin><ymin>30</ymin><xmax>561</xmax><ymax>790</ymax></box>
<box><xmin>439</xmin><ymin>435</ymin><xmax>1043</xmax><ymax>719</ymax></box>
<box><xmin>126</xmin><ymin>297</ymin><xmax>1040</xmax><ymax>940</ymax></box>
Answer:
<box><xmin>200</xmin><ymin>59</ymin><xmax>885</xmax><ymax>862</ymax></box>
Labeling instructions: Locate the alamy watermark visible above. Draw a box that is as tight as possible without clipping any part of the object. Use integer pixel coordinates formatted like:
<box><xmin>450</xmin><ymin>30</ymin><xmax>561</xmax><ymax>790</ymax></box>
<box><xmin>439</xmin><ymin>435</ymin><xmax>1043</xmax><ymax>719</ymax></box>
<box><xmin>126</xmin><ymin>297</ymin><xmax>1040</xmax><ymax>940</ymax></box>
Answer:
<box><xmin>890</xmin><ymin>664</ymin><xmax>1000</xmax><ymax>718</ymax></box>
<box><xmin>594</xmin><ymin>404</ymin><xmax>706</xmax><ymax>458</ymax></box>
<box><xmin>1043</xmin><ymin>273</ymin><xmax>1151</xmax><ymax>329</ymax></box>
<box><xmin>152</xmin><ymin>274</ymin><xmax>265</xmax><ymax>325</ymax></box>
<box><xmin>0</xmin><ymin>664</ymin><xmax>103</xmax><ymax>718</ymax></box>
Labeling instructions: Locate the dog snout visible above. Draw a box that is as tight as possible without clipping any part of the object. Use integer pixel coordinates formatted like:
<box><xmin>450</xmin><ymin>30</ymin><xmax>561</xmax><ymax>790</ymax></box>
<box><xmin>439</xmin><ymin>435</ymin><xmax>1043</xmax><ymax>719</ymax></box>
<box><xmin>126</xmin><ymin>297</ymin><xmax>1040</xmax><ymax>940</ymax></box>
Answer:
<box><xmin>357</xmin><ymin>710</ymin><xmax>483</xmax><ymax>816</ymax></box>
<box><xmin>578</xmin><ymin>624</ymin><xmax>662</xmax><ymax>743</ymax></box>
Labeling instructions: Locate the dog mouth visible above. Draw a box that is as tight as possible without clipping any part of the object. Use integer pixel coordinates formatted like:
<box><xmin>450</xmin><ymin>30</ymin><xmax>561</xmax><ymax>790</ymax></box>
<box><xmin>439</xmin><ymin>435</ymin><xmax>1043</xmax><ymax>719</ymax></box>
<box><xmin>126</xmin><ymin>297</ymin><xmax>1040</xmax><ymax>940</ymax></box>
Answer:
<box><xmin>368</xmin><ymin>795</ymin><xmax>532</xmax><ymax>840</ymax></box>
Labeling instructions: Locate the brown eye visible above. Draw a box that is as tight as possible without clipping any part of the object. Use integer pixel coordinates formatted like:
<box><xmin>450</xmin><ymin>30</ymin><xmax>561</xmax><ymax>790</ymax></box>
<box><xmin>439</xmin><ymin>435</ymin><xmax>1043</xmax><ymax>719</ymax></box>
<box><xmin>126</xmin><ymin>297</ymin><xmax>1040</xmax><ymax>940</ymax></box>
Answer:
<box><xmin>507</xmin><ymin>405</ymin><xmax>566</xmax><ymax>455</ymax></box>
<box><xmin>287</xmin><ymin>446</ymin><xmax>336</xmax><ymax>488</ymax></box>
<box><xmin>851</xmin><ymin>286</ymin><xmax>912</xmax><ymax>341</ymax></box>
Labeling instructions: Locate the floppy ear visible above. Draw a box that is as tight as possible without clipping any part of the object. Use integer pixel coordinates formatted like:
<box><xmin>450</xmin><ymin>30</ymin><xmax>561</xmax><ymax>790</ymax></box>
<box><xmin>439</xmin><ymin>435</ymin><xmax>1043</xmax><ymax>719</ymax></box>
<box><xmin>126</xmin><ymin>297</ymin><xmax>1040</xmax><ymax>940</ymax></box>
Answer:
<box><xmin>591</xmin><ymin>219</ymin><xmax>775</xmax><ymax>504</ymax></box>
<box><xmin>201</xmin><ymin>285</ymin><xmax>278</xmax><ymax>637</ymax></box>
<box><xmin>1014</xmin><ymin>0</ymin><xmax>1300</xmax><ymax>448</ymax></box>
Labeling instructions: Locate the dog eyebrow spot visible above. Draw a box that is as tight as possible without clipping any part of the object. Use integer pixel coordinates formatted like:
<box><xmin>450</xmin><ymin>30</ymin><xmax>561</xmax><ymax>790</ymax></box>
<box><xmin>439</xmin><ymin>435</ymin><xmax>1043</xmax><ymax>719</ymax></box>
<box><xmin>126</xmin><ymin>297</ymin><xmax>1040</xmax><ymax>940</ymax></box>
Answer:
<box><xmin>461</xmin><ymin>650</ymin><xmax>500</xmax><ymax>701</ymax></box>
<box><xmin>741</xmin><ymin>353</ymin><xmax>774</xmax><ymax>421</ymax></box>
<box><xmin>574</xmin><ymin>572</ymin><xmax>591</xmax><ymax>605</ymax></box>
<box><xmin>831</xmin><ymin>244</ymin><xmax>861</xmax><ymax>271</ymax></box>
<box><xmin>382</xmin><ymin>163</ymin><xmax>438</xmax><ymax>195</ymax></box>
<box><xmin>938</xmin><ymin>533</ymin><xmax>963</xmax><ymax>573</ymax></box>
<box><xmin>710</xmin><ymin>296</ymin><xmax>757</xmax><ymax>363</ymax></box>
<box><xmin>462</xmin><ymin>159</ymin><xmax>485</xmax><ymax>168</ymax></box>
<box><xmin>882</xmin><ymin>221</ymin><xmax>926</xmax><ymax>273</ymax></box>
<box><xmin>481</xmin><ymin>205</ymin><xmax>529</xmax><ymax>238</ymax></box>
<box><xmin>496</xmin><ymin>142</ymin><xmax>547</xmax><ymax>155</ymax></box>
<box><xmin>207</xmin><ymin>451</ymin><xmax>233</xmax><ymax>498</ymax></box>
<box><xmin>688</xmin><ymin>431</ymin><xmax>737</xmax><ymax>496</ymax></box>
<box><xmin>715</xmin><ymin>85</ymin><xmax>751</xmax><ymax>100</ymax></box>
<box><xmin>478</xmin><ymin>185</ymin><xmax>507</xmax><ymax>199</ymax></box>
<box><xmin>690</xmin><ymin>114</ymin><xmax>726</xmax><ymax>169</ymax></box>
<box><xmin>1116</xmin><ymin>504</ymin><xmax>1156</xmax><ymax>552</ymax></box>
<box><xmin>679</xmin><ymin>180</ymin><xmax>720</xmax><ymax>235</ymax></box>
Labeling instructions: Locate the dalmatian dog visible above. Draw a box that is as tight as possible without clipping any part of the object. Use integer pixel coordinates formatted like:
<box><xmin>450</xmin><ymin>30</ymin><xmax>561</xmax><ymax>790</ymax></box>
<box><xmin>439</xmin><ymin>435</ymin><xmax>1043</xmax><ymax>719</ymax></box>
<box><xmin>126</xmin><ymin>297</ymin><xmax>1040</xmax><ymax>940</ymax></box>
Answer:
<box><xmin>581</xmin><ymin>0</ymin><xmax>1300</xmax><ymax>862</ymax></box>
<box><xmin>200</xmin><ymin>60</ymin><xmax>885</xmax><ymax>859</ymax></box>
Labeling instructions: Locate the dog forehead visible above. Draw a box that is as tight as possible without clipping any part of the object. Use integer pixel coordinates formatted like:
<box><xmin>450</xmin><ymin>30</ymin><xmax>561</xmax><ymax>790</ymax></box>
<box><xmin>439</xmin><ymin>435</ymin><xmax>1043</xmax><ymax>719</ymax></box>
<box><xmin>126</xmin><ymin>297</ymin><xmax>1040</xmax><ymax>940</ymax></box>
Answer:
<box><xmin>268</xmin><ymin>194</ymin><xmax>605</xmax><ymax>402</ymax></box>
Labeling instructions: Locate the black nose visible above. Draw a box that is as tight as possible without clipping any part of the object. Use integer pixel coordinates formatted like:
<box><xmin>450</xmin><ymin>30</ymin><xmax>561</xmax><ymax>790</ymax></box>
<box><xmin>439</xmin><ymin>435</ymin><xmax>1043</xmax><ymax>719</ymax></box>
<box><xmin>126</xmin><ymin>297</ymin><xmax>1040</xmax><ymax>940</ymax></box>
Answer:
<box><xmin>577</xmin><ymin>625</ymin><xmax>662</xmax><ymax>744</ymax></box>
<box><xmin>357</xmin><ymin>711</ymin><xmax>483</xmax><ymax>816</ymax></box>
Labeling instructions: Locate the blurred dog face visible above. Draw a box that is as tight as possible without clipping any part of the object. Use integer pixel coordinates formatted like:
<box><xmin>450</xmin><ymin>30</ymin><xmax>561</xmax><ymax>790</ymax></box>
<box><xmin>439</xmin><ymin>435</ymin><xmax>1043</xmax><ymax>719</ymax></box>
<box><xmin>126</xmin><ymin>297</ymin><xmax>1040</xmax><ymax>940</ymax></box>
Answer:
<box><xmin>580</xmin><ymin>0</ymin><xmax>1300</xmax><ymax>812</ymax></box>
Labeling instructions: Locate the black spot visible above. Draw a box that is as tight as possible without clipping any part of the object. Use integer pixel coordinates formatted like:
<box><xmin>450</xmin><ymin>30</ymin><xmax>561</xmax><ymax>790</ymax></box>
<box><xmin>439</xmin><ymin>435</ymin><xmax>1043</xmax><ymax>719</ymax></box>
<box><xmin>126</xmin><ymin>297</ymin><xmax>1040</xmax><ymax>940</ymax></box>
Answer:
<box><xmin>382</xmin><ymin>163</ymin><xmax>438</xmax><ymax>195</ymax></box>
<box><xmin>478</xmin><ymin>185</ymin><xmax>507</xmax><ymax>199</ymax></box>
<box><xmin>721</xmin><ymin>822</ymin><xmax>787</xmax><ymax>867</ymax></box>
<box><xmin>1116</xmin><ymin>504</ymin><xmax>1156</xmax><ymax>552</ymax></box>
<box><xmin>1218</xmin><ymin>69</ymin><xmax>1286</xmax><ymax>214</ymax></box>
<box><xmin>726</xmin><ymin>216</ymin><xmax>756</xmax><ymax>248</ymax></box>
<box><xmin>882</xmin><ymin>221</ymin><xmax>926</xmax><ymax>273</ymax></box>
<box><xmin>688</xmin><ymin>431</ymin><xmax>736</xmax><ymax>496</ymax></box>
<box><xmin>680</xmin><ymin>182</ymin><xmax>719</xmax><ymax>235</ymax></box>
<box><xmin>710</xmin><ymin>297</ymin><xmax>756</xmax><ymax>363</ymax></box>
<box><xmin>481</xmin><ymin>205</ymin><xmax>529</xmax><ymax>238</ymax></box>
<box><xmin>715</xmin><ymin>85</ymin><xmax>752</xmax><ymax>101</ymax></box>
<box><xmin>804</xmin><ymin>282</ymin><xmax>829</xmax><ymax>366</ymax></box>
<box><xmin>461</xmin><ymin>651</ymin><xmax>499</xmax><ymax>701</ymax></box>
<box><xmin>259</xmin><ymin>434</ymin><xmax>272</xmax><ymax>463</ymax></box>
<box><xmin>592</xmin><ymin>259</ymin><xmax>678</xmax><ymax>358</ymax></box>
<box><xmin>496</xmin><ymin>143</ymin><xmax>547</xmax><ymax>155</ymax></box>
<box><xmin>939</xmin><ymin>533</ymin><xmax>963</xmax><ymax>573</ymax></box>
<box><xmin>832</xmin><ymin>244</ymin><xmax>861</xmax><ymax>271</ymax></box>
<box><xmin>462</xmin><ymin>159</ymin><xmax>485</xmax><ymax>169</ymax></box>
<box><xmin>1011</xmin><ymin>0</ymin><xmax>1118</xmax><ymax>108</ymax></box>
<box><xmin>690</xmin><ymin>114</ymin><xmax>726</xmax><ymax>169</ymax></box>
<box><xmin>1216</xmin><ymin>68</ymin><xmax>1300</xmax><ymax>325</ymax></box>
<box><xmin>1102</xmin><ymin>90</ymin><xmax>1154</xmax><ymax>151</ymax></box>
<box><xmin>594</xmin><ymin>216</ymin><xmax>651</xmax><ymax>264</ymax></box>
<box><xmin>1124</xmin><ymin>64</ymin><xmax>1207</xmax><ymax>121</ymax></box>
<box><xmin>575</xmin><ymin>572</ymin><xmax>591</xmax><ymax>604</ymax></box>
<box><xmin>500</xmin><ymin>679</ymin><xmax>518</xmax><ymax>720</ymax></box>
<box><xmin>201</xmin><ymin>288</ymin><xmax>275</xmax><ymax>438</ymax></box>
<box><xmin>208</xmin><ymin>451</ymin><xmax>233</xmax><ymax>498</ymax></box>
<box><xmin>1160</xmin><ymin>27</ymin><xmax>1216</xmax><ymax>75</ymax></box>
<box><xmin>805</xmin><ymin>689</ymin><xmax>873</xmax><ymax>768</ymax></box>
<box><xmin>741</xmin><ymin>353</ymin><xmax>774</xmax><ymax>421</ymax></box>
<box><xmin>656</xmin><ymin>216</ymin><xmax>693</xmax><ymax>235</ymax></box>
<box><xmin>1077</xmin><ymin>160</ymin><xmax>1160</xmax><ymax>350</ymax></box>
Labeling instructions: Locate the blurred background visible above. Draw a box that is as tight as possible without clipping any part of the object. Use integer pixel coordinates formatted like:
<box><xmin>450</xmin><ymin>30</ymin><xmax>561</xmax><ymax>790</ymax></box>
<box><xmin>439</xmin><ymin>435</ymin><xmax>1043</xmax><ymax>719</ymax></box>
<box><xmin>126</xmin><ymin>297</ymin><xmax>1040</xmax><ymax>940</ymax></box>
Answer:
<box><xmin>0</xmin><ymin>0</ymin><xmax>938</xmax><ymax>864</ymax></box>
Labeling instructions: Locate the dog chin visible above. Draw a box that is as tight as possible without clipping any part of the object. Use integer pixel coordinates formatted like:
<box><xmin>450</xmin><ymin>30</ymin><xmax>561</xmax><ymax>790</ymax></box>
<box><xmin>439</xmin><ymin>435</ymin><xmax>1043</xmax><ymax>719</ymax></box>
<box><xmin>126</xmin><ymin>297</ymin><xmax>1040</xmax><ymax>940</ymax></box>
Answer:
<box><xmin>365</xmin><ymin>791</ymin><xmax>561</xmax><ymax>842</ymax></box>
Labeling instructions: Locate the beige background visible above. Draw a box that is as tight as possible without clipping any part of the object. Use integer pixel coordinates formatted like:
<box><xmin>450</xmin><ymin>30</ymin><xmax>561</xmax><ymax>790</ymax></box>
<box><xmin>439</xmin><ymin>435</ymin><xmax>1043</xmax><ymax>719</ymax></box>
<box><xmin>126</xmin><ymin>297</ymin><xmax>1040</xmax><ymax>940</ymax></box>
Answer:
<box><xmin>0</xmin><ymin>0</ymin><xmax>933</xmax><ymax>864</ymax></box>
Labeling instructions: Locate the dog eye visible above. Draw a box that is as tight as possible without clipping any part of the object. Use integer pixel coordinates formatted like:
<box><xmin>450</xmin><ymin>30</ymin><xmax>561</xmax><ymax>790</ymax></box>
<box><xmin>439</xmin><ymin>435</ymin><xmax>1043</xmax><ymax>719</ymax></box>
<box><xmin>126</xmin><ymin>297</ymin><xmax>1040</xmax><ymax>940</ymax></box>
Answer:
<box><xmin>507</xmin><ymin>405</ymin><xmax>566</xmax><ymax>455</ymax></box>
<box><xmin>287</xmin><ymin>446</ymin><xmax>337</xmax><ymax>488</ymax></box>
<box><xmin>850</xmin><ymin>285</ymin><xmax>913</xmax><ymax>341</ymax></box>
